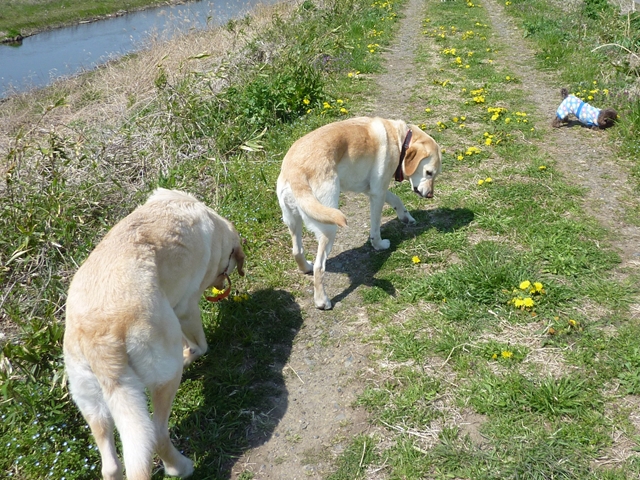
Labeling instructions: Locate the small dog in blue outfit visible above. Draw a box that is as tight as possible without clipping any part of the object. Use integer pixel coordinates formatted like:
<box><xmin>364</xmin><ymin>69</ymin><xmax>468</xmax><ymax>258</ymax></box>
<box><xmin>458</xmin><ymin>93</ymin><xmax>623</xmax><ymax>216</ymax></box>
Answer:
<box><xmin>552</xmin><ymin>88</ymin><xmax>617</xmax><ymax>129</ymax></box>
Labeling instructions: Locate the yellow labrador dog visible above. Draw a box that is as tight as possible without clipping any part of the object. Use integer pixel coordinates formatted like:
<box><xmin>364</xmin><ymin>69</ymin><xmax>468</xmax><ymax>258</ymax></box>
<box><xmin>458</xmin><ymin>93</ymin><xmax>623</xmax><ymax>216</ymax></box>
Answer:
<box><xmin>64</xmin><ymin>189</ymin><xmax>245</xmax><ymax>480</ymax></box>
<box><xmin>277</xmin><ymin>117</ymin><xmax>442</xmax><ymax>310</ymax></box>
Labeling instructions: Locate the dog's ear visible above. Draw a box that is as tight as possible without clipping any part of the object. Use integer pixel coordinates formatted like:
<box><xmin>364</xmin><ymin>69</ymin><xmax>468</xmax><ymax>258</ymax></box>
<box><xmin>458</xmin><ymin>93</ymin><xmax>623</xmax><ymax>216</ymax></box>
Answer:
<box><xmin>234</xmin><ymin>240</ymin><xmax>246</xmax><ymax>276</ymax></box>
<box><xmin>403</xmin><ymin>147</ymin><xmax>420</xmax><ymax>177</ymax></box>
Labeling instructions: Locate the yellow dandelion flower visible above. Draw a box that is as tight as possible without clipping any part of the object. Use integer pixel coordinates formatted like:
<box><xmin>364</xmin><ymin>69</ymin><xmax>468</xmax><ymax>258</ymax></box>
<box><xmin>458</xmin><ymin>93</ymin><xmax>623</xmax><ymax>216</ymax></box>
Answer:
<box><xmin>340</xmin><ymin>107</ymin><xmax>348</xmax><ymax>114</ymax></box>
<box><xmin>506</xmin><ymin>76</ymin><xmax>511</xmax><ymax>80</ymax></box>
<box><xmin>492</xmin><ymin>353</ymin><xmax>498</xmax><ymax>359</ymax></box>
<box><xmin>505</xmin><ymin>117</ymin><xmax>511</xmax><ymax>123</ymax></box>
<box><xmin>210</xmin><ymin>287</ymin><xmax>225</xmax><ymax>295</ymax></box>
<box><xmin>523</xmin><ymin>297</ymin><xmax>534</xmax><ymax>308</ymax></box>
<box><xmin>323</xmin><ymin>102</ymin><xmax>332</xmax><ymax>109</ymax></box>
<box><xmin>514</xmin><ymin>298</ymin><xmax>525</xmax><ymax>308</ymax></box>
<box><xmin>539</xmin><ymin>165</ymin><xmax>547</xmax><ymax>170</ymax></box>
<box><xmin>519</xmin><ymin>280</ymin><xmax>531</xmax><ymax>290</ymax></box>
<box><xmin>425</xmin><ymin>108</ymin><xmax>432</xmax><ymax>113</ymax></box>
<box><xmin>461</xmin><ymin>116</ymin><xmax>466</xmax><ymax>121</ymax></box>
<box><xmin>336</xmin><ymin>99</ymin><xmax>344</xmax><ymax>105</ymax></box>
<box><xmin>453</xmin><ymin>116</ymin><xmax>459</xmax><ymax>122</ymax></box>
<box><xmin>485</xmin><ymin>177</ymin><xmax>492</xmax><ymax>183</ymax></box>
<box><xmin>303</xmin><ymin>98</ymin><xmax>310</xmax><ymax>105</ymax></box>
<box><xmin>533</xmin><ymin>282</ymin><xmax>543</xmax><ymax>292</ymax></box>
<box><xmin>485</xmin><ymin>138</ymin><xmax>493</xmax><ymax>145</ymax></box>
<box><xmin>501</xmin><ymin>350</ymin><xmax>513</xmax><ymax>359</ymax></box>
<box><xmin>568</xmin><ymin>319</ymin><xmax>578</xmax><ymax>327</ymax></box>
<box><xmin>412</xmin><ymin>255</ymin><xmax>421</xmax><ymax>264</ymax></box>
<box><xmin>457</xmin><ymin>155</ymin><xmax>464</xmax><ymax>160</ymax></box>
<box><xmin>478</xmin><ymin>179</ymin><xmax>485</xmax><ymax>185</ymax></box>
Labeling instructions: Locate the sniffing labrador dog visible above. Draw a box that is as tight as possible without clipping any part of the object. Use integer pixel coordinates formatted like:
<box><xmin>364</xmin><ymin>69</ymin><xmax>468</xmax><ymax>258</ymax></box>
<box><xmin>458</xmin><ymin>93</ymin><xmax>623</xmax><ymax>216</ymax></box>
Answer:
<box><xmin>64</xmin><ymin>189</ymin><xmax>245</xmax><ymax>480</ymax></box>
<box><xmin>277</xmin><ymin>116</ymin><xmax>442</xmax><ymax>310</ymax></box>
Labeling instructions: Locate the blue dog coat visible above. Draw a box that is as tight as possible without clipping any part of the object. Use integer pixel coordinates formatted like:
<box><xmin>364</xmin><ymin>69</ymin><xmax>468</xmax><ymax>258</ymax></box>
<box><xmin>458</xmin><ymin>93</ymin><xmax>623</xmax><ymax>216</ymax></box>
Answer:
<box><xmin>556</xmin><ymin>94</ymin><xmax>600</xmax><ymax>127</ymax></box>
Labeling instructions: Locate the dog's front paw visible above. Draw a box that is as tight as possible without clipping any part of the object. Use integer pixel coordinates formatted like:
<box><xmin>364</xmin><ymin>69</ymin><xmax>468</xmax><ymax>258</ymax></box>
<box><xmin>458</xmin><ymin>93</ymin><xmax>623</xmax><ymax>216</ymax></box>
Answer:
<box><xmin>164</xmin><ymin>455</ymin><xmax>194</xmax><ymax>478</ymax></box>
<box><xmin>315</xmin><ymin>297</ymin><xmax>332</xmax><ymax>310</ymax></box>
<box><xmin>182</xmin><ymin>345</ymin><xmax>205</xmax><ymax>367</ymax></box>
<box><xmin>371</xmin><ymin>238</ymin><xmax>391</xmax><ymax>250</ymax></box>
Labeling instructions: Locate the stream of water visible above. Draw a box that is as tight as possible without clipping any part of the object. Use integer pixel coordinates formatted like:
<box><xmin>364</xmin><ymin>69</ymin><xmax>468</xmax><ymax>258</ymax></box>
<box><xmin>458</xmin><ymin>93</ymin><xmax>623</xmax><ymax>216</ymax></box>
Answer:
<box><xmin>0</xmin><ymin>0</ymin><xmax>274</xmax><ymax>98</ymax></box>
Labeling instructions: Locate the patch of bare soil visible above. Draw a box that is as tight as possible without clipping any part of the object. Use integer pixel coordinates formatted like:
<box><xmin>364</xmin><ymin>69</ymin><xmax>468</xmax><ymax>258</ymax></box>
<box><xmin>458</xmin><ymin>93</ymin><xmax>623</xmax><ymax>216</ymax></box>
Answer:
<box><xmin>232</xmin><ymin>0</ymin><xmax>640</xmax><ymax>476</ymax></box>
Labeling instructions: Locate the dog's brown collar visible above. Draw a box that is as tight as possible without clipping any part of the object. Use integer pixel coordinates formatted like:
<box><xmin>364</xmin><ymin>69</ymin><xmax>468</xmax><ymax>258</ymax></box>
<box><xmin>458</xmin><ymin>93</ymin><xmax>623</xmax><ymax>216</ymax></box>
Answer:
<box><xmin>204</xmin><ymin>249</ymin><xmax>234</xmax><ymax>303</ymax></box>
<box><xmin>395</xmin><ymin>129</ymin><xmax>413</xmax><ymax>182</ymax></box>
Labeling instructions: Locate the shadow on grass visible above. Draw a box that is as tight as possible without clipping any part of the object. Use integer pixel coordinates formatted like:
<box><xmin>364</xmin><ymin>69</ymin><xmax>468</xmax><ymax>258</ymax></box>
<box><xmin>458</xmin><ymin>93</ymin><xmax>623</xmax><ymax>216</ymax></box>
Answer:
<box><xmin>327</xmin><ymin>207</ymin><xmax>474</xmax><ymax>305</ymax></box>
<box><xmin>166</xmin><ymin>288</ymin><xmax>303</xmax><ymax>480</ymax></box>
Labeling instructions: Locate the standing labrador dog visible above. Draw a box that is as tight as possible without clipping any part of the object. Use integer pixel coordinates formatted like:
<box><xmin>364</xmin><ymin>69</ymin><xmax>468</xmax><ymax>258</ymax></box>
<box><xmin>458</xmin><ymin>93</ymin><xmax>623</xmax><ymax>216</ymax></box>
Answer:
<box><xmin>64</xmin><ymin>189</ymin><xmax>245</xmax><ymax>480</ymax></box>
<box><xmin>277</xmin><ymin>116</ymin><xmax>442</xmax><ymax>310</ymax></box>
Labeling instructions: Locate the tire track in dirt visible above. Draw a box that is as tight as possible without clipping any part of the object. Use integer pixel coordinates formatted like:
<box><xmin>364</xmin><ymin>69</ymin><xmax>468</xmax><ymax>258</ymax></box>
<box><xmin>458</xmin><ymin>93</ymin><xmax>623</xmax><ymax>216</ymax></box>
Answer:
<box><xmin>229</xmin><ymin>0</ymin><xmax>427</xmax><ymax>478</ymax></box>
<box><xmin>482</xmin><ymin>0</ymin><xmax>640</xmax><ymax>277</ymax></box>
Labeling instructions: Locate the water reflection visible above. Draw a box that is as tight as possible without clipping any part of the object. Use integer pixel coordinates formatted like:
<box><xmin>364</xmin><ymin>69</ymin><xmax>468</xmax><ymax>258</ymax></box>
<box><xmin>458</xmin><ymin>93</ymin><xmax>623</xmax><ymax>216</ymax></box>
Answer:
<box><xmin>0</xmin><ymin>0</ymin><xmax>273</xmax><ymax>98</ymax></box>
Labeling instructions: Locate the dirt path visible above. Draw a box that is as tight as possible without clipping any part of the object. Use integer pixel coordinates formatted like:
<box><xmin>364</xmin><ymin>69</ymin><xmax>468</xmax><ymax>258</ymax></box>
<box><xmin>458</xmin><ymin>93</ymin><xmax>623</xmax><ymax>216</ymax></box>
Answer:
<box><xmin>229</xmin><ymin>1</ymin><xmax>427</xmax><ymax>478</ymax></box>
<box><xmin>231</xmin><ymin>0</ymin><xmax>640</xmax><ymax>477</ymax></box>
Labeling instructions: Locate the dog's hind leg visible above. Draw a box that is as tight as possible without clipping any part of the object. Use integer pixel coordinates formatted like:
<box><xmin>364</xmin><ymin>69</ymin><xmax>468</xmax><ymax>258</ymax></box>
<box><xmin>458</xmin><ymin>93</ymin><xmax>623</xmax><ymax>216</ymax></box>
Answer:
<box><xmin>282</xmin><ymin>205</ymin><xmax>313</xmax><ymax>274</ymax></box>
<box><xmin>87</xmin><ymin>414</ymin><xmax>123</xmax><ymax>480</ymax></box>
<box><xmin>385</xmin><ymin>190</ymin><xmax>416</xmax><ymax>225</ymax></box>
<box><xmin>312</xmin><ymin>226</ymin><xmax>337</xmax><ymax>310</ymax></box>
<box><xmin>151</xmin><ymin>371</ymin><xmax>194</xmax><ymax>478</ymax></box>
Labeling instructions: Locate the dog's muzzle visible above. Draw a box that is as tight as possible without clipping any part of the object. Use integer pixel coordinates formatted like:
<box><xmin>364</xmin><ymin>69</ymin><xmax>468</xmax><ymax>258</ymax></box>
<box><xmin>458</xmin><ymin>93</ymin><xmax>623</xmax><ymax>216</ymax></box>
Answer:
<box><xmin>413</xmin><ymin>186</ymin><xmax>434</xmax><ymax>198</ymax></box>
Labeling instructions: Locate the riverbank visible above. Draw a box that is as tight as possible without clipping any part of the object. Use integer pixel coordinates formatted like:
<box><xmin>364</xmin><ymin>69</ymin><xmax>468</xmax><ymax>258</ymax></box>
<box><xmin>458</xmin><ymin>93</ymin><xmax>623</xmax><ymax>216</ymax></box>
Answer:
<box><xmin>0</xmin><ymin>0</ymin><xmax>188</xmax><ymax>42</ymax></box>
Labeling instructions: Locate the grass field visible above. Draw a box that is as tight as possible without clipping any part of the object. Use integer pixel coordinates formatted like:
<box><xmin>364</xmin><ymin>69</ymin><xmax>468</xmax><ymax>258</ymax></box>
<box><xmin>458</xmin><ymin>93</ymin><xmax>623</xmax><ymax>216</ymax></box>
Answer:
<box><xmin>1</xmin><ymin>0</ymin><xmax>640</xmax><ymax>477</ymax></box>
<box><xmin>0</xmin><ymin>0</ymin><xmax>183</xmax><ymax>40</ymax></box>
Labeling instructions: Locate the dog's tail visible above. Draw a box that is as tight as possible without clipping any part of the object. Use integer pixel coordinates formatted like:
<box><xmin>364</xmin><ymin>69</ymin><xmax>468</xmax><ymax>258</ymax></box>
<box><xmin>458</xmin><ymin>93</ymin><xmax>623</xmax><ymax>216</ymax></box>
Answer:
<box><xmin>560</xmin><ymin>88</ymin><xmax>569</xmax><ymax>99</ymax></box>
<box><xmin>102</xmin><ymin>369</ymin><xmax>155</xmax><ymax>478</ymax></box>
<box><xmin>289</xmin><ymin>177</ymin><xmax>347</xmax><ymax>227</ymax></box>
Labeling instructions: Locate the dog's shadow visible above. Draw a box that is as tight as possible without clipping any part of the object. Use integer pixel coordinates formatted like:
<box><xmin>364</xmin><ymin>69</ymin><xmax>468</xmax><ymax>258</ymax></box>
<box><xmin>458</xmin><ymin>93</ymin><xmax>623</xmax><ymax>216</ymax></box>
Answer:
<box><xmin>557</xmin><ymin>119</ymin><xmax>599</xmax><ymax>130</ymax></box>
<box><xmin>163</xmin><ymin>289</ymin><xmax>302</xmax><ymax>480</ymax></box>
<box><xmin>326</xmin><ymin>207</ymin><xmax>474</xmax><ymax>305</ymax></box>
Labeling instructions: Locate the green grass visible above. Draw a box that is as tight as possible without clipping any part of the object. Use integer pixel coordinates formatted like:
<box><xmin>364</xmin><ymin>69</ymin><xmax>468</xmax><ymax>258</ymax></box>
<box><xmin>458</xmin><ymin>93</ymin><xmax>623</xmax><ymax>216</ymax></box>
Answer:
<box><xmin>2</xmin><ymin>0</ymin><xmax>640</xmax><ymax>477</ymax></box>
<box><xmin>0</xmin><ymin>0</ymin><xmax>177</xmax><ymax>40</ymax></box>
